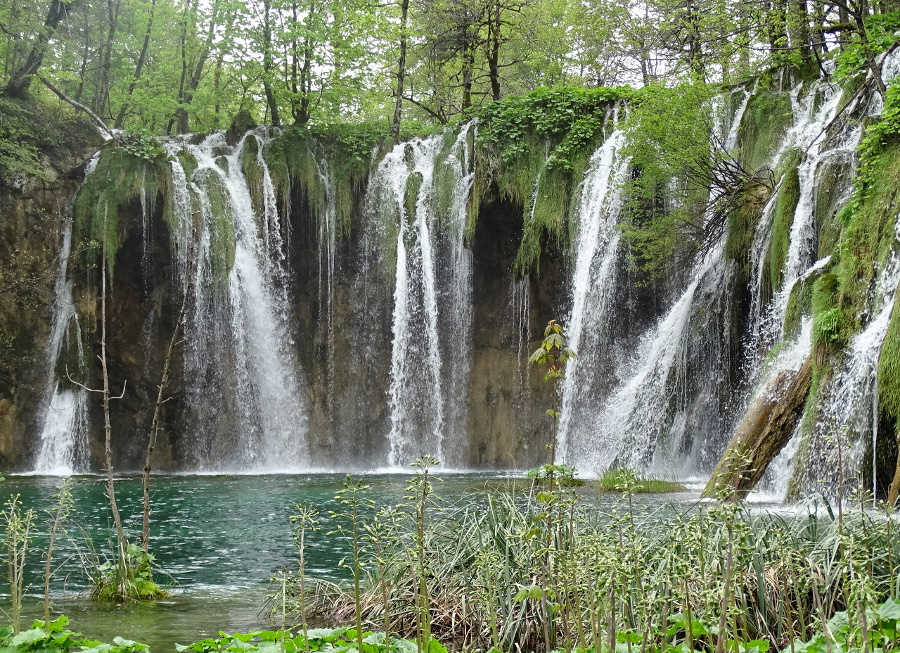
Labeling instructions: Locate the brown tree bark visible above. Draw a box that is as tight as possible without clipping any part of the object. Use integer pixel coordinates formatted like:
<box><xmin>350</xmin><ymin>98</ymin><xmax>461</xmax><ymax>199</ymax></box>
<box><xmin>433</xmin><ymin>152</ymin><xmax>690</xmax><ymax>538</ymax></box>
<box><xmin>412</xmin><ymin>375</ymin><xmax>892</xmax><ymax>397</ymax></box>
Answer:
<box><xmin>115</xmin><ymin>0</ymin><xmax>158</xmax><ymax>128</ymax></box>
<box><xmin>391</xmin><ymin>0</ymin><xmax>410</xmax><ymax>140</ymax></box>
<box><xmin>702</xmin><ymin>356</ymin><xmax>813</xmax><ymax>499</ymax></box>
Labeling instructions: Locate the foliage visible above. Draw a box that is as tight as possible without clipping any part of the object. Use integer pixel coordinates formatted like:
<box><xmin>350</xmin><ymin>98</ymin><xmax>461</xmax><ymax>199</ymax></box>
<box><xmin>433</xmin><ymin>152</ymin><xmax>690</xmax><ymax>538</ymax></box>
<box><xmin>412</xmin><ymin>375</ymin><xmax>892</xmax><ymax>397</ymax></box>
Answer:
<box><xmin>620</xmin><ymin>81</ymin><xmax>746</xmax><ymax>277</ymax></box>
<box><xmin>764</xmin><ymin>149</ymin><xmax>801</xmax><ymax>301</ymax></box>
<box><xmin>177</xmin><ymin>627</ymin><xmax>446</xmax><ymax>653</ymax></box>
<box><xmin>525</xmin><ymin>464</ymin><xmax>584</xmax><ymax>486</ymax></box>
<box><xmin>529</xmin><ymin>319</ymin><xmax>575</xmax><ymax>465</ymax></box>
<box><xmin>878</xmin><ymin>296</ymin><xmax>900</xmax><ymax>426</ymax></box>
<box><xmin>0</xmin><ymin>97</ymin><xmax>76</xmax><ymax>187</ymax></box>
<box><xmin>85</xmin><ymin>543</ymin><xmax>166</xmax><ymax>602</ymax></box>
<box><xmin>72</xmin><ymin>147</ymin><xmax>166</xmax><ymax>279</ymax></box>
<box><xmin>0</xmin><ymin>616</ymin><xmax>148</xmax><ymax>653</ymax></box>
<box><xmin>834</xmin><ymin>12</ymin><xmax>900</xmax><ymax>80</ymax></box>
<box><xmin>475</xmin><ymin>86</ymin><xmax>627</xmax><ymax>273</ymax></box>
<box><xmin>597</xmin><ymin>468</ymin><xmax>686</xmax><ymax>493</ymax></box>
<box><xmin>2</xmin><ymin>495</ymin><xmax>36</xmax><ymax>634</ymax></box>
<box><xmin>292</xmin><ymin>479</ymin><xmax>900</xmax><ymax>653</ymax></box>
<box><xmin>811</xmin><ymin>273</ymin><xmax>848</xmax><ymax>351</ymax></box>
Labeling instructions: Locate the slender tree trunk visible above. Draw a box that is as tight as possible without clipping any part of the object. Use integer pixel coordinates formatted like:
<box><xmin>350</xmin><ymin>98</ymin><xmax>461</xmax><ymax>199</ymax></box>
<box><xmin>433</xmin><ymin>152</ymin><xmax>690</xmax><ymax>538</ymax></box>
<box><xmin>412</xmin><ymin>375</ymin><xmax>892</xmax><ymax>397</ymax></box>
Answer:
<box><xmin>169</xmin><ymin>0</ymin><xmax>193</xmax><ymax>134</ymax></box>
<box><xmin>461</xmin><ymin>41</ymin><xmax>475</xmax><ymax>111</ymax></box>
<box><xmin>174</xmin><ymin>0</ymin><xmax>219</xmax><ymax>133</ymax></box>
<box><xmin>262</xmin><ymin>0</ymin><xmax>281</xmax><ymax>126</ymax></box>
<box><xmin>95</xmin><ymin>0</ymin><xmax>121</xmax><ymax>119</ymax></box>
<box><xmin>487</xmin><ymin>1</ymin><xmax>501</xmax><ymax>101</ymax></box>
<box><xmin>142</xmin><ymin>255</ymin><xmax>192</xmax><ymax>552</ymax></box>
<box><xmin>115</xmin><ymin>0</ymin><xmax>158</xmax><ymax>128</ymax></box>
<box><xmin>3</xmin><ymin>0</ymin><xmax>82</xmax><ymax>98</ymax></box>
<box><xmin>100</xmin><ymin>213</ymin><xmax>127</xmax><ymax>563</ymax></box>
<box><xmin>74</xmin><ymin>9</ymin><xmax>90</xmax><ymax>103</ymax></box>
<box><xmin>391</xmin><ymin>0</ymin><xmax>409</xmax><ymax>140</ymax></box>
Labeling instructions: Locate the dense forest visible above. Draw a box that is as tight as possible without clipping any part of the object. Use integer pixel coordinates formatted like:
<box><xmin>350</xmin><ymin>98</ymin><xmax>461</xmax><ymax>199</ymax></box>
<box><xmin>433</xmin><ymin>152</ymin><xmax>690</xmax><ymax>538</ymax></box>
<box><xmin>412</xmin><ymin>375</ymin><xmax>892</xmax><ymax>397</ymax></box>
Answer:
<box><xmin>1</xmin><ymin>0</ymin><xmax>899</xmax><ymax>141</ymax></box>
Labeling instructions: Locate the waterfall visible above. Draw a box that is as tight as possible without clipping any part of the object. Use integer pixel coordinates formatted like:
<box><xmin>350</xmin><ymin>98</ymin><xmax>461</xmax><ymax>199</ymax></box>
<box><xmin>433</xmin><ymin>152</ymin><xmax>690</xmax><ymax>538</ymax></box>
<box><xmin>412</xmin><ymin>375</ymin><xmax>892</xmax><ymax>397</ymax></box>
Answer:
<box><xmin>369</xmin><ymin>122</ymin><xmax>476</xmax><ymax>468</ymax></box>
<box><xmin>558</xmin><ymin>88</ymin><xmax>751</xmax><ymax>474</ymax></box>
<box><xmin>31</xmin><ymin>158</ymin><xmax>99</xmax><ymax>475</ymax></box>
<box><xmin>739</xmin><ymin>79</ymin><xmax>864</xmax><ymax>496</ymax></box>
<box><xmin>806</xmin><ymin>211</ymin><xmax>900</xmax><ymax>497</ymax></box>
<box><xmin>749</xmin><ymin>79</ymin><xmax>856</xmax><ymax>351</ymax></box>
<box><xmin>557</xmin><ymin>127</ymin><xmax>628</xmax><ymax>462</ymax></box>
<box><xmin>165</xmin><ymin>129</ymin><xmax>309</xmax><ymax>471</ymax></box>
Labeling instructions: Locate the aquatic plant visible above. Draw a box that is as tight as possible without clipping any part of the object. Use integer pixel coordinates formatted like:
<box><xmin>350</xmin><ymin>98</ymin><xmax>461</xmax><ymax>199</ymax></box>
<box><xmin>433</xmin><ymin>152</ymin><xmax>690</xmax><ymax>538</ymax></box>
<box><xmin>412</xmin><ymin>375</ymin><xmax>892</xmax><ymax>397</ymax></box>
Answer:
<box><xmin>2</xmin><ymin>495</ymin><xmax>35</xmax><ymax>634</ymax></box>
<box><xmin>0</xmin><ymin>616</ymin><xmax>147</xmax><ymax>653</ymax></box>
<box><xmin>290</xmin><ymin>482</ymin><xmax>900</xmax><ymax>653</ymax></box>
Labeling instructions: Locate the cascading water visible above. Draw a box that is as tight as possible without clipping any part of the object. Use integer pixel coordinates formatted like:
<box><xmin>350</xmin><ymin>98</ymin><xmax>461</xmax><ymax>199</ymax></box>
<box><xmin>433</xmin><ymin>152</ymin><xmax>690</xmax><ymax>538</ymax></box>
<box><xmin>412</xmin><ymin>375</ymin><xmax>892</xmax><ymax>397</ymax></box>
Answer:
<box><xmin>556</xmin><ymin>126</ymin><xmax>628</xmax><ymax>462</ymax></box>
<box><xmin>31</xmin><ymin>157</ymin><xmax>99</xmax><ymax>475</ymax></box>
<box><xmin>800</xmin><ymin>212</ymin><xmax>900</xmax><ymax>498</ymax></box>
<box><xmin>164</xmin><ymin>129</ymin><xmax>309</xmax><ymax>471</ymax></box>
<box><xmin>560</xmin><ymin>89</ymin><xmax>750</xmax><ymax>474</ymax></box>
<box><xmin>739</xmin><ymin>79</ymin><xmax>866</xmax><ymax>497</ymax></box>
<box><xmin>368</xmin><ymin>123</ymin><xmax>476</xmax><ymax>467</ymax></box>
<box><xmin>750</xmin><ymin>79</ymin><xmax>856</xmax><ymax>351</ymax></box>
<box><xmin>33</xmin><ymin>222</ymin><xmax>88</xmax><ymax>475</ymax></box>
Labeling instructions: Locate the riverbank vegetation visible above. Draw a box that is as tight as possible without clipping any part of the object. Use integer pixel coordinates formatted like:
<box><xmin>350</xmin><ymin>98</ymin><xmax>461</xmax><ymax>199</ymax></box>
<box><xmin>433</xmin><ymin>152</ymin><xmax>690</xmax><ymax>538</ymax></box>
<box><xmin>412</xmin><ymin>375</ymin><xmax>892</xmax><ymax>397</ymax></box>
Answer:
<box><xmin>254</xmin><ymin>464</ymin><xmax>900</xmax><ymax>653</ymax></box>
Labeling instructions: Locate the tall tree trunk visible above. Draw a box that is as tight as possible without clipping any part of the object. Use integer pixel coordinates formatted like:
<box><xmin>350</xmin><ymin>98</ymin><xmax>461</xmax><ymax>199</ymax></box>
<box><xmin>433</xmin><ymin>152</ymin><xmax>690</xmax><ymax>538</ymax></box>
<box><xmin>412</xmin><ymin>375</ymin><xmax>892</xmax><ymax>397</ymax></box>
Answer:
<box><xmin>74</xmin><ymin>9</ymin><xmax>91</xmax><ymax>103</ymax></box>
<box><xmin>169</xmin><ymin>0</ymin><xmax>193</xmax><ymax>134</ymax></box>
<box><xmin>460</xmin><ymin>40</ymin><xmax>475</xmax><ymax>111</ymax></box>
<box><xmin>115</xmin><ymin>0</ymin><xmax>158</xmax><ymax>128</ymax></box>
<box><xmin>391</xmin><ymin>0</ymin><xmax>410</xmax><ymax>140</ymax></box>
<box><xmin>99</xmin><ymin>214</ymin><xmax>127</xmax><ymax>563</ymax></box>
<box><xmin>262</xmin><ymin>0</ymin><xmax>280</xmax><ymax>126</ymax></box>
<box><xmin>789</xmin><ymin>0</ymin><xmax>811</xmax><ymax>64</ymax></box>
<box><xmin>95</xmin><ymin>0</ymin><xmax>121</xmax><ymax>119</ymax></box>
<box><xmin>173</xmin><ymin>0</ymin><xmax>219</xmax><ymax>133</ymax></box>
<box><xmin>3</xmin><ymin>0</ymin><xmax>82</xmax><ymax>98</ymax></box>
<box><xmin>487</xmin><ymin>1</ymin><xmax>501</xmax><ymax>101</ymax></box>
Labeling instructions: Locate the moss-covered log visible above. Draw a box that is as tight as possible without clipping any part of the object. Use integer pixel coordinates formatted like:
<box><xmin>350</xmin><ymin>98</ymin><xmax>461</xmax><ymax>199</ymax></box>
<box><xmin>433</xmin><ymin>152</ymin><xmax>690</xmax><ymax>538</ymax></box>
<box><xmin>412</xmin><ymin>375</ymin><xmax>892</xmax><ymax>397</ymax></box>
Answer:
<box><xmin>703</xmin><ymin>355</ymin><xmax>813</xmax><ymax>499</ymax></box>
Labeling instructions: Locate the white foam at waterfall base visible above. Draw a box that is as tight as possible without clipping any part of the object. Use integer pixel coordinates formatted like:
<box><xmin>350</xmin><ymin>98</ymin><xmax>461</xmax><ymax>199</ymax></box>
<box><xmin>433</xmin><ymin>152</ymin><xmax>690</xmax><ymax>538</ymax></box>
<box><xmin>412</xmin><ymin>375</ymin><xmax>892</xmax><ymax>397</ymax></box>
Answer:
<box><xmin>33</xmin><ymin>389</ymin><xmax>87</xmax><ymax>475</ymax></box>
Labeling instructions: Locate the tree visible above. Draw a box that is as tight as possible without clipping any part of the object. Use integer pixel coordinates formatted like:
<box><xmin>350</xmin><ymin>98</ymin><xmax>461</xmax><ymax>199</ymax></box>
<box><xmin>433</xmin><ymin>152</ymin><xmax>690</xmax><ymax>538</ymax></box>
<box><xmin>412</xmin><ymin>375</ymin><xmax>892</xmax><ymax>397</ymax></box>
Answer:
<box><xmin>2</xmin><ymin>0</ymin><xmax>82</xmax><ymax>98</ymax></box>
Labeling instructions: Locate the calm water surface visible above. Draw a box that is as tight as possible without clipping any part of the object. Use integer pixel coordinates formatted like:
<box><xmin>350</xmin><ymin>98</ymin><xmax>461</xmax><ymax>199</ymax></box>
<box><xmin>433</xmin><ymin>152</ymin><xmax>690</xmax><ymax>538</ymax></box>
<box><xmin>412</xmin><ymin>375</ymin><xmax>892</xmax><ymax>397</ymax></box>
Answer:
<box><xmin>0</xmin><ymin>473</ymin><xmax>716</xmax><ymax>651</ymax></box>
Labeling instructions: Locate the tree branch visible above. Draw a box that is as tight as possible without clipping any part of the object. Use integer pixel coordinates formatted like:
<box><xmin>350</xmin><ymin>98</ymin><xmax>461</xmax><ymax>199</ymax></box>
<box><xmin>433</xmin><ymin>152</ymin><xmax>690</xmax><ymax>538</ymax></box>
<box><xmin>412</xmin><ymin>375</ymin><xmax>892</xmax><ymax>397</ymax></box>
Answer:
<box><xmin>38</xmin><ymin>76</ymin><xmax>123</xmax><ymax>144</ymax></box>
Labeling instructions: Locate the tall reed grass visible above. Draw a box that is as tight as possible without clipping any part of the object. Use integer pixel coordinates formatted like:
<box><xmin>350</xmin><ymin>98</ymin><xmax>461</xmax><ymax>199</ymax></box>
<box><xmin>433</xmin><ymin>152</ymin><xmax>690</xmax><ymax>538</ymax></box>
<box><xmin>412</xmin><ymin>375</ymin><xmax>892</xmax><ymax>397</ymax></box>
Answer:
<box><xmin>279</xmin><ymin>478</ymin><xmax>900</xmax><ymax>653</ymax></box>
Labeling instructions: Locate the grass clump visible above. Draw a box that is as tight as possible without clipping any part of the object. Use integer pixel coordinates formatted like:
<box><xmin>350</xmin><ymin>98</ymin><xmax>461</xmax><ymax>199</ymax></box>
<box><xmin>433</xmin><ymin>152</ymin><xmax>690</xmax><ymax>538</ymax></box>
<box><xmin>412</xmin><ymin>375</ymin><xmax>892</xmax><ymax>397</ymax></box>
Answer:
<box><xmin>597</xmin><ymin>467</ymin><xmax>686</xmax><ymax>493</ymax></box>
<box><xmin>84</xmin><ymin>543</ymin><xmax>166</xmax><ymax>602</ymax></box>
